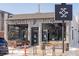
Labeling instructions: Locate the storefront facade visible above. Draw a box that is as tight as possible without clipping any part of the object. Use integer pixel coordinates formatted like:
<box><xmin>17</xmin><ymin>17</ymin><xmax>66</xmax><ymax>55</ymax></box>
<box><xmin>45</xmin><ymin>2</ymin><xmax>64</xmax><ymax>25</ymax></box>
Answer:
<box><xmin>6</xmin><ymin>13</ymin><xmax>71</xmax><ymax>46</ymax></box>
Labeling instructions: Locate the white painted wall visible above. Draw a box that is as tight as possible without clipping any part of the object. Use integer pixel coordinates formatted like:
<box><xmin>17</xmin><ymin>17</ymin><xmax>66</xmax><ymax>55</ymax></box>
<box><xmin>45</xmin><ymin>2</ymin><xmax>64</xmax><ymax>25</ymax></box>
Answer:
<box><xmin>4</xmin><ymin>13</ymin><xmax>8</xmax><ymax>41</ymax></box>
<box><xmin>70</xmin><ymin>16</ymin><xmax>79</xmax><ymax>48</ymax></box>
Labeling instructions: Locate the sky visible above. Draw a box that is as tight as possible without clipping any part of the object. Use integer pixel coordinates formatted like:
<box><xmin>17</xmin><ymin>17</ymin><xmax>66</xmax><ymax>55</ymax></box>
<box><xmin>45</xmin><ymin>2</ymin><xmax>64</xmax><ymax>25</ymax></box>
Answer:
<box><xmin>0</xmin><ymin>3</ymin><xmax>78</xmax><ymax>16</ymax></box>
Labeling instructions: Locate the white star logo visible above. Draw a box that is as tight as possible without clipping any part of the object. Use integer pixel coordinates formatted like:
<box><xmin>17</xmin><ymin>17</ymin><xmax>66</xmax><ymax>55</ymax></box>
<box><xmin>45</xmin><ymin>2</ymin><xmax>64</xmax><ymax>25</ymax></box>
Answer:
<box><xmin>59</xmin><ymin>8</ymin><xmax>68</xmax><ymax>18</ymax></box>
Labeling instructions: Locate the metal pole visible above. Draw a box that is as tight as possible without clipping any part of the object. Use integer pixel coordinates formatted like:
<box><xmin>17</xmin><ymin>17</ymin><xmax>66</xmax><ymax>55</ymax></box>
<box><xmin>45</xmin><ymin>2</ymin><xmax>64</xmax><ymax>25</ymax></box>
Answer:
<box><xmin>42</xmin><ymin>42</ymin><xmax>46</xmax><ymax>56</ymax></box>
<box><xmin>38</xmin><ymin>3</ymin><xmax>40</xmax><ymax>13</ymax></box>
<box><xmin>52</xmin><ymin>45</ymin><xmax>55</xmax><ymax>56</ymax></box>
<box><xmin>33</xmin><ymin>46</ymin><xmax>37</xmax><ymax>56</ymax></box>
<box><xmin>62</xmin><ymin>20</ymin><xmax>64</xmax><ymax>53</ymax></box>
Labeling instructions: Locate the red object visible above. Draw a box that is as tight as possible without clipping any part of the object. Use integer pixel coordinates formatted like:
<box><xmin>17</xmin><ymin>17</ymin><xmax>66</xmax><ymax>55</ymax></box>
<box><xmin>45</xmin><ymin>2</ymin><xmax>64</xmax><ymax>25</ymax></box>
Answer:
<box><xmin>0</xmin><ymin>32</ymin><xmax>4</xmax><ymax>38</ymax></box>
<box><xmin>24</xmin><ymin>46</ymin><xmax>28</xmax><ymax>56</ymax></box>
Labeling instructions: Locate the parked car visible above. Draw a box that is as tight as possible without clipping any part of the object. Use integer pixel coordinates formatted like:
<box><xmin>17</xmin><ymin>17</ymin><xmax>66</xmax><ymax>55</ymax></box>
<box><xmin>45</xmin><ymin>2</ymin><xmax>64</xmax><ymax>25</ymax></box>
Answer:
<box><xmin>0</xmin><ymin>38</ymin><xmax>8</xmax><ymax>56</ymax></box>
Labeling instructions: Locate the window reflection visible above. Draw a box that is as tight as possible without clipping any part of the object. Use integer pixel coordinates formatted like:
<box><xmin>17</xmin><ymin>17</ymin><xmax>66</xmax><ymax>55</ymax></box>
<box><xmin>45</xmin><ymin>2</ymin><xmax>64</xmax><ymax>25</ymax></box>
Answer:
<box><xmin>42</xmin><ymin>23</ymin><xmax>66</xmax><ymax>41</ymax></box>
<box><xmin>8</xmin><ymin>24</ymin><xmax>28</xmax><ymax>41</ymax></box>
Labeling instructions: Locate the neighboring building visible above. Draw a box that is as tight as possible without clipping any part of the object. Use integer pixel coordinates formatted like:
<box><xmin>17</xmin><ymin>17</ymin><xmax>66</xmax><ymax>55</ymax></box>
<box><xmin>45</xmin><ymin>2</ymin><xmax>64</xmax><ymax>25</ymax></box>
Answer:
<box><xmin>68</xmin><ymin>16</ymin><xmax>79</xmax><ymax>48</ymax></box>
<box><xmin>0</xmin><ymin>10</ymin><xmax>12</xmax><ymax>38</ymax></box>
<box><xmin>7</xmin><ymin>12</ymin><xmax>72</xmax><ymax>46</ymax></box>
<box><xmin>71</xmin><ymin>16</ymin><xmax>79</xmax><ymax>48</ymax></box>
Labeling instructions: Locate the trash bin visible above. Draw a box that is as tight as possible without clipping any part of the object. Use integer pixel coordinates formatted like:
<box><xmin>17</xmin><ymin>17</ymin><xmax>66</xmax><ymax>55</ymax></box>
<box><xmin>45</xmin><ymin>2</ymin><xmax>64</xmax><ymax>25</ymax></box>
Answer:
<box><xmin>66</xmin><ymin>43</ymin><xmax>69</xmax><ymax>51</ymax></box>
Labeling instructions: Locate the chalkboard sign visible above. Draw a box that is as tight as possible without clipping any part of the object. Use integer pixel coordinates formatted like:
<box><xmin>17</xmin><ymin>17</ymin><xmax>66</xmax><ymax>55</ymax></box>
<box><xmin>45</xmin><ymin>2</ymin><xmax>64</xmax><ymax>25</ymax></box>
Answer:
<box><xmin>31</xmin><ymin>27</ymin><xmax>39</xmax><ymax>46</ymax></box>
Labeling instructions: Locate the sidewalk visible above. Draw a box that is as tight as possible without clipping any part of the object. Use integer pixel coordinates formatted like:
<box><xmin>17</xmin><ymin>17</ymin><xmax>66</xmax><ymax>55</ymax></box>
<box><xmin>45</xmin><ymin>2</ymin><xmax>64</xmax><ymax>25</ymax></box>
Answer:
<box><xmin>63</xmin><ymin>48</ymin><xmax>79</xmax><ymax>56</ymax></box>
<box><xmin>4</xmin><ymin>46</ymin><xmax>79</xmax><ymax>56</ymax></box>
<box><xmin>4</xmin><ymin>46</ymin><xmax>67</xmax><ymax>56</ymax></box>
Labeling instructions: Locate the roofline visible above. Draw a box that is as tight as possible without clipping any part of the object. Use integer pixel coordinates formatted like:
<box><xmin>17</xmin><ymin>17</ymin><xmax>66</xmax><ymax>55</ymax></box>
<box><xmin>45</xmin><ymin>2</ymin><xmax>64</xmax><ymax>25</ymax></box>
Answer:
<box><xmin>14</xmin><ymin>12</ymin><xmax>55</xmax><ymax>15</ymax></box>
<box><xmin>8</xmin><ymin>12</ymin><xmax>55</xmax><ymax>20</ymax></box>
<box><xmin>0</xmin><ymin>10</ymin><xmax>12</xmax><ymax>15</ymax></box>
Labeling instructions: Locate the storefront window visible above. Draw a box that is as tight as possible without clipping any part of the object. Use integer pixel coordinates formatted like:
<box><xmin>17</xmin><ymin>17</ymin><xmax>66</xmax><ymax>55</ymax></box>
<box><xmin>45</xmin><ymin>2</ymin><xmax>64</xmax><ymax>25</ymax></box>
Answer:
<box><xmin>8</xmin><ymin>25</ymin><xmax>19</xmax><ymax>40</ymax></box>
<box><xmin>8</xmin><ymin>24</ymin><xmax>28</xmax><ymax>41</ymax></box>
<box><xmin>42</xmin><ymin>23</ymin><xmax>66</xmax><ymax>41</ymax></box>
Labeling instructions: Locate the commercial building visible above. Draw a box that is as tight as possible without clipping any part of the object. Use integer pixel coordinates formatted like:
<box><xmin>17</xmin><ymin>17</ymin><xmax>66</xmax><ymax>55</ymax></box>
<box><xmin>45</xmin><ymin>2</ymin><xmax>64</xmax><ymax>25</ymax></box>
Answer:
<box><xmin>6</xmin><ymin>12</ymin><xmax>72</xmax><ymax>46</ymax></box>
